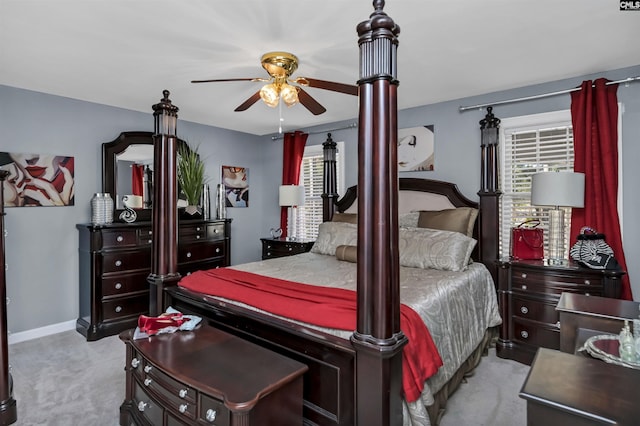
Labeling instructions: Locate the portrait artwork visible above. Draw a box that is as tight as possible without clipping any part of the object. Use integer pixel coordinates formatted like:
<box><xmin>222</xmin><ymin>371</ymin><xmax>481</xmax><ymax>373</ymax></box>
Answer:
<box><xmin>0</xmin><ymin>151</ymin><xmax>75</xmax><ymax>207</ymax></box>
<box><xmin>222</xmin><ymin>165</ymin><xmax>249</xmax><ymax>207</ymax></box>
<box><xmin>397</xmin><ymin>125</ymin><xmax>435</xmax><ymax>172</ymax></box>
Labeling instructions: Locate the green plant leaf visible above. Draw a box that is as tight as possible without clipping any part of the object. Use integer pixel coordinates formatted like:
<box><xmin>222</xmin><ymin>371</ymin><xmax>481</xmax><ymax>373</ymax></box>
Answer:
<box><xmin>177</xmin><ymin>143</ymin><xmax>206</xmax><ymax>206</ymax></box>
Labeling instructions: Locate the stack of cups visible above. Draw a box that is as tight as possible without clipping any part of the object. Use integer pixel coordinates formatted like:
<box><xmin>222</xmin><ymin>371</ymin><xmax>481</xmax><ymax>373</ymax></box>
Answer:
<box><xmin>91</xmin><ymin>193</ymin><xmax>114</xmax><ymax>225</ymax></box>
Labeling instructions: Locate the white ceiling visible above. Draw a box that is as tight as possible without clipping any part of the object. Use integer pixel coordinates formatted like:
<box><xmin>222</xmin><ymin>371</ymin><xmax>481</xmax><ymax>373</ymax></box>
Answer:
<box><xmin>2</xmin><ymin>1</ymin><xmax>639</xmax><ymax>136</ymax></box>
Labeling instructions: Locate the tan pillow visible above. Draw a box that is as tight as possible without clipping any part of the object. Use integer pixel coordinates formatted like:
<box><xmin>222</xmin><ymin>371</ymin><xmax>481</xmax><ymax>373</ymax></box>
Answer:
<box><xmin>417</xmin><ymin>207</ymin><xmax>478</xmax><ymax>237</ymax></box>
<box><xmin>335</xmin><ymin>245</ymin><xmax>357</xmax><ymax>263</ymax></box>
<box><xmin>332</xmin><ymin>213</ymin><xmax>358</xmax><ymax>224</ymax></box>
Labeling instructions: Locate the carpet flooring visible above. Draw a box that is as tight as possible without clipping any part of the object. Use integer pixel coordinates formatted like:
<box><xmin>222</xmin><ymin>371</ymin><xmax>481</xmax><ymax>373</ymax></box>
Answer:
<box><xmin>8</xmin><ymin>330</ymin><xmax>529</xmax><ymax>426</ymax></box>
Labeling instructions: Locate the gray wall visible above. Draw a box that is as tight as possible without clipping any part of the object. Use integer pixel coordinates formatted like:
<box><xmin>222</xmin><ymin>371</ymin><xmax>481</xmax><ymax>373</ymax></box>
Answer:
<box><xmin>2</xmin><ymin>63</ymin><xmax>639</xmax><ymax>337</ymax></box>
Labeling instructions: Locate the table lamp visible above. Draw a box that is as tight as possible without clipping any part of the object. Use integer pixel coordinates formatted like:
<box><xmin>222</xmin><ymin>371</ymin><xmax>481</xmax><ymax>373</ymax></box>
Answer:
<box><xmin>279</xmin><ymin>185</ymin><xmax>305</xmax><ymax>240</ymax></box>
<box><xmin>531</xmin><ymin>171</ymin><xmax>585</xmax><ymax>264</ymax></box>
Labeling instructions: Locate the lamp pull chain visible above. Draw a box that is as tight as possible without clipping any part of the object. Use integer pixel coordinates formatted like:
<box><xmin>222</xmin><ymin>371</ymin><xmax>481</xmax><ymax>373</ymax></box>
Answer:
<box><xmin>278</xmin><ymin>100</ymin><xmax>283</xmax><ymax>134</ymax></box>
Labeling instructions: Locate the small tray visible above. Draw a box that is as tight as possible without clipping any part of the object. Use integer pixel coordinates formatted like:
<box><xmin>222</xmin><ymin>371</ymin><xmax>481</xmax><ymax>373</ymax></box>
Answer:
<box><xmin>579</xmin><ymin>334</ymin><xmax>640</xmax><ymax>370</ymax></box>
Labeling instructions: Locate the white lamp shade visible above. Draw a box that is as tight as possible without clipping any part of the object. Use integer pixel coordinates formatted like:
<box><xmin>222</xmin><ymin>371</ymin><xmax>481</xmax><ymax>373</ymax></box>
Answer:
<box><xmin>531</xmin><ymin>171</ymin><xmax>585</xmax><ymax>208</ymax></box>
<box><xmin>279</xmin><ymin>185</ymin><xmax>305</xmax><ymax>207</ymax></box>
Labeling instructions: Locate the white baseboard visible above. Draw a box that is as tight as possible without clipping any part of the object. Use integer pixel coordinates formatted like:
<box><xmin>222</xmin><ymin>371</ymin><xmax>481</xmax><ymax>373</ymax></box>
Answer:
<box><xmin>8</xmin><ymin>320</ymin><xmax>76</xmax><ymax>345</ymax></box>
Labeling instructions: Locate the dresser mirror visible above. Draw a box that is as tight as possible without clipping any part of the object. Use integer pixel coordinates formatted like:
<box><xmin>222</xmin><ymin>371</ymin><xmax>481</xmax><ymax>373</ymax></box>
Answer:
<box><xmin>103</xmin><ymin>131</ymin><xmax>188</xmax><ymax>222</ymax></box>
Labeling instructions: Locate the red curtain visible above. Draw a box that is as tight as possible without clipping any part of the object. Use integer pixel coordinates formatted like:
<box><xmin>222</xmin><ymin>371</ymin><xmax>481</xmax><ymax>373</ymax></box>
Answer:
<box><xmin>570</xmin><ymin>78</ymin><xmax>631</xmax><ymax>300</ymax></box>
<box><xmin>280</xmin><ymin>131</ymin><xmax>308</xmax><ymax>237</ymax></box>
<box><xmin>132</xmin><ymin>164</ymin><xmax>144</xmax><ymax>196</ymax></box>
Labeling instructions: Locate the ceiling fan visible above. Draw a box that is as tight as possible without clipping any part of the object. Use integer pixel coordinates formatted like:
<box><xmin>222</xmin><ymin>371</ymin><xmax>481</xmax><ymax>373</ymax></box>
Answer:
<box><xmin>191</xmin><ymin>51</ymin><xmax>358</xmax><ymax>115</ymax></box>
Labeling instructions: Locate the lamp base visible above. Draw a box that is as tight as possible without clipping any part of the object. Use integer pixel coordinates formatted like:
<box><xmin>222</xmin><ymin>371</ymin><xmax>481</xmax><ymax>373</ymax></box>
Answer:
<box><xmin>547</xmin><ymin>207</ymin><xmax>566</xmax><ymax>263</ymax></box>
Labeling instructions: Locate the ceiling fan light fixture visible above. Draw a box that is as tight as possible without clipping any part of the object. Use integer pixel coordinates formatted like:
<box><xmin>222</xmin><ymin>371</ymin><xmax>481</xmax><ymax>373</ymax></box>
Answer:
<box><xmin>260</xmin><ymin>83</ymin><xmax>280</xmax><ymax>108</ymax></box>
<box><xmin>280</xmin><ymin>83</ymin><xmax>299</xmax><ymax>107</ymax></box>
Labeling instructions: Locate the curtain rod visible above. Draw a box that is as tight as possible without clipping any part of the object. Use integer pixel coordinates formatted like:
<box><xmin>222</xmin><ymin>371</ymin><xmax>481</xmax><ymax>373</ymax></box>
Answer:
<box><xmin>270</xmin><ymin>122</ymin><xmax>358</xmax><ymax>141</ymax></box>
<box><xmin>458</xmin><ymin>75</ymin><xmax>640</xmax><ymax>112</ymax></box>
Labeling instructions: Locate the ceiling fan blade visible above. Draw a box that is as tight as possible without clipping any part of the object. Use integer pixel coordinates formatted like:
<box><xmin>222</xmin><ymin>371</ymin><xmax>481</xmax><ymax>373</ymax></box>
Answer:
<box><xmin>297</xmin><ymin>88</ymin><xmax>327</xmax><ymax>115</ymax></box>
<box><xmin>234</xmin><ymin>91</ymin><xmax>262</xmax><ymax>112</ymax></box>
<box><xmin>191</xmin><ymin>78</ymin><xmax>261</xmax><ymax>83</ymax></box>
<box><xmin>294</xmin><ymin>77</ymin><xmax>358</xmax><ymax>96</ymax></box>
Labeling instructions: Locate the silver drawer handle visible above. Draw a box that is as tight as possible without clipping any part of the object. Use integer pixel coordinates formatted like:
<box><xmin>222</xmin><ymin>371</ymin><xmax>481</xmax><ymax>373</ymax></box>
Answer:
<box><xmin>520</xmin><ymin>306</ymin><xmax>528</xmax><ymax>314</ymax></box>
<box><xmin>186</xmin><ymin>252</ymin><xmax>192</xmax><ymax>258</ymax></box>
<box><xmin>115</xmin><ymin>283</ymin><xmax>122</xmax><ymax>290</ymax></box>
<box><xmin>115</xmin><ymin>306</ymin><xmax>122</xmax><ymax>313</ymax></box>
<box><xmin>555</xmin><ymin>321</ymin><xmax>561</xmax><ymax>329</ymax></box>
<box><xmin>117</xmin><ymin>235</ymin><xmax>124</xmax><ymax>242</ymax></box>
<box><xmin>267</xmin><ymin>245</ymin><xmax>272</xmax><ymax>249</ymax></box>
<box><xmin>179</xmin><ymin>389</ymin><xmax>188</xmax><ymax>398</ymax></box>
<box><xmin>585</xmin><ymin>293</ymin><xmax>590</xmax><ymax>296</ymax></box>
<box><xmin>115</xmin><ymin>260</ymin><xmax>122</xmax><ymax>267</ymax></box>
<box><xmin>521</xmin><ymin>273</ymin><xmax>527</xmax><ymax>279</ymax></box>
<box><xmin>144</xmin><ymin>378</ymin><xmax>152</xmax><ymax>387</ymax></box>
<box><xmin>521</xmin><ymin>285</ymin><xmax>527</xmax><ymax>290</ymax></box>
<box><xmin>215</xmin><ymin>248</ymin><xmax>221</xmax><ymax>253</ymax></box>
<box><xmin>267</xmin><ymin>252</ymin><xmax>271</xmax><ymax>256</ymax></box>
<box><xmin>144</xmin><ymin>365</ymin><xmax>152</xmax><ymax>373</ymax></box>
<box><xmin>520</xmin><ymin>331</ymin><xmax>529</xmax><ymax>339</ymax></box>
<box><xmin>206</xmin><ymin>409</ymin><xmax>217</xmax><ymax>422</ymax></box>
<box><xmin>214</xmin><ymin>229</ymin><xmax>220</xmax><ymax>233</ymax></box>
<box><xmin>584</xmin><ymin>280</ymin><xmax>591</xmax><ymax>285</ymax></box>
<box><xmin>179</xmin><ymin>404</ymin><xmax>188</xmax><ymax>414</ymax></box>
<box><xmin>131</xmin><ymin>358</ymin><xmax>140</xmax><ymax>368</ymax></box>
<box><xmin>288</xmin><ymin>247</ymin><xmax>292</xmax><ymax>251</ymax></box>
<box><xmin>196</xmin><ymin>227</ymin><xmax>201</xmax><ymax>231</ymax></box>
<box><xmin>137</xmin><ymin>401</ymin><xmax>147</xmax><ymax>412</ymax></box>
<box><xmin>196</xmin><ymin>235</ymin><xmax>201</xmax><ymax>239</ymax></box>
<box><xmin>147</xmin><ymin>239</ymin><xmax>152</xmax><ymax>244</ymax></box>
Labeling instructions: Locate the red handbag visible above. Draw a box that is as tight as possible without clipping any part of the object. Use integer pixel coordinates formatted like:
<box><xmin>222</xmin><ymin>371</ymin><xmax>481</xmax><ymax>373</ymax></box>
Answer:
<box><xmin>510</xmin><ymin>220</ymin><xmax>544</xmax><ymax>260</ymax></box>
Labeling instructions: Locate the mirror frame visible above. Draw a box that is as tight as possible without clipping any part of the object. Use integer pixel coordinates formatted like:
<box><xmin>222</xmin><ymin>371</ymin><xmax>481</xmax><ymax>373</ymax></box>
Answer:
<box><xmin>102</xmin><ymin>131</ymin><xmax>188</xmax><ymax>222</ymax></box>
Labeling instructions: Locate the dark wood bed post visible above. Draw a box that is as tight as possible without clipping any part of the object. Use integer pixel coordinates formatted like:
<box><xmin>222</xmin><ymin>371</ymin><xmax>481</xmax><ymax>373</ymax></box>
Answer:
<box><xmin>321</xmin><ymin>133</ymin><xmax>338</xmax><ymax>221</ymax></box>
<box><xmin>353</xmin><ymin>2</ymin><xmax>405</xmax><ymax>425</ymax></box>
<box><xmin>0</xmin><ymin>171</ymin><xmax>17</xmax><ymax>425</ymax></box>
<box><xmin>478</xmin><ymin>106</ymin><xmax>501</xmax><ymax>284</ymax></box>
<box><xmin>148</xmin><ymin>90</ymin><xmax>181</xmax><ymax>316</ymax></box>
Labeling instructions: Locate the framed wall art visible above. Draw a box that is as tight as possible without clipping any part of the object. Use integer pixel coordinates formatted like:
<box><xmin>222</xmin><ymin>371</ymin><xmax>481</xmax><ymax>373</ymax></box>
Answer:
<box><xmin>222</xmin><ymin>165</ymin><xmax>249</xmax><ymax>207</ymax></box>
<box><xmin>398</xmin><ymin>125</ymin><xmax>435</xmax><ymax>172</ymax></box>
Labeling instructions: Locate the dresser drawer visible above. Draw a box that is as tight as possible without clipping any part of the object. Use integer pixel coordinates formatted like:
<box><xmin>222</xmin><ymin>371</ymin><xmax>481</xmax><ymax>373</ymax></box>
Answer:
<box><xmin>133</xmin><ymin>380</ymin><xmax>164</xmax><ymax>426</ymax></box>
<box><xmin>199</xmin><ymin>394</ymin><xmax>230</xmax><ymax>426</ymax></box>
<box><xmin>102</xmin><ymin>250</ymin><xmax>151</xmax><ymax>273</ymax></box>
<box><xmin>142</xmin><ymin>362</ymin><xmax>197</xmax><ymax>421</ymax></box>
<box><xmin>180</xmin><ymin>222</ymin><xmax>225</xmax><ymax>243</ymax></box>
<box><xmin>511</xmin><ymin>267</ymin><xmax>603</xmax><ymax>296</ymax></box>
<box><xmin>178</xmin><ymin>241</ymin><xmax>225</xmax><ymax>264</ymax></box>
<box><xmin>102</xmin><ymin>271</ymin><xmax>149</xmax><ymax>297</ymax></box>
<box><xmin>512</xmin><ymin>295</ymin><xmax>559</xmax><ymax>325</ymax></box>
<box><xmin>513</xmin><ymin>318</ymin><xmax>560</xmax><ymax>350</ymax></box>
<box><xmin>101</xmin><ymin>229</ymin><xmax>140</xmax><ymax>249</ymax></box>
<box><xmin>179</xmin><ymin>259</ymin><xmax>226</xmax><ymax>276</ymax></box>
<box><xmin>102</xmin><ymin>294</ymin><xmax>148</xmax><ymax>321</ymax></box>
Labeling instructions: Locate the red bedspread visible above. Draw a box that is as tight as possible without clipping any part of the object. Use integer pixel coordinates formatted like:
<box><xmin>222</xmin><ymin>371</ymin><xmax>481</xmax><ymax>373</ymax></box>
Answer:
<box><xmin>179</xmin><ymin>268</ymin><xmax>443</xmax><ymax>402</ymax></box>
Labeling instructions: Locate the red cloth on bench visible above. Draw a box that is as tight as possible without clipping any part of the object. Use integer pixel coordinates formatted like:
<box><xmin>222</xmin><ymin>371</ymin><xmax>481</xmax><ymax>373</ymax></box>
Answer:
<box><xmin>179</xmin><ymin>268</ymin><xmax>443</xmax><ymax>402</ymax></box>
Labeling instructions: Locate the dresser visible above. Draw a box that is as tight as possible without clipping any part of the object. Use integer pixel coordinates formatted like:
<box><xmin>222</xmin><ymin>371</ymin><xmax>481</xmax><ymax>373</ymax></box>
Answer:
<box><xmin>120</xmin><ymin>324</ymin><xmax>307</xmax><ymax>426</ymax></box>
<box><xmin>260</xmin><ymin>237</ymin><xmax>314</xmax><ymax>260</ymax></box>
<box><xmin>76</xmin><ymin>219</ymin><xmax>231</xmax><ymax>341</ymax></box>
<box><xmin>496</xmin><ymin>259</ymin><xmax>625</xmax><ymax>365</ymax></box>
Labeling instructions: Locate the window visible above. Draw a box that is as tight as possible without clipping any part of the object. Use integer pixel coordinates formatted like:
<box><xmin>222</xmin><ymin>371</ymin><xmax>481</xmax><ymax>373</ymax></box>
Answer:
<box><xmin>294</xmin><ymin>141</ymin><xmax>345</xmax><ymax>240</ymax></box>
<box><xmin>499</xmin><ymin>110</ymin><xmax>574</xmax><ymax>258</ymax></box>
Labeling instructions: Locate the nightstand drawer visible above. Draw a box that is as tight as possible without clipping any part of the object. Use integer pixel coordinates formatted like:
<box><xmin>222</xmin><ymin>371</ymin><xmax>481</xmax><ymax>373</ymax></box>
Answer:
<box><xmin>261</xmin><ymin>238</ymin><xmax>314</xmax><ymax>260</ymax></box>
<box><xmin>512</xmin><ymin>295</ymin><xmax>559</xmax><ymax>325</ymax></box>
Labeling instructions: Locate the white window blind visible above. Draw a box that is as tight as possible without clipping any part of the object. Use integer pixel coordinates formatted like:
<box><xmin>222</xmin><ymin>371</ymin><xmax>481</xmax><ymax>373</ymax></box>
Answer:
<box><xmin>499</xmin><ymin>110</ymin><xmax>574</xmax><ymax>258</ymax></box>
<box><xmin>295</xmin><ymin>142</ymin><xmax>344</xmax><ymax>240</ymax></box>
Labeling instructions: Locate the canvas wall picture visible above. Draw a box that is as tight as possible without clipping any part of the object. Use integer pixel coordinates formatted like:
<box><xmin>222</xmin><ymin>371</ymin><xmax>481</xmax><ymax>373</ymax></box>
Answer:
<box><xmin>398</xmin><ymin>125</ymin><xmax>435</xmax><ymax>172</ymax></box>
<box><xmin>222</xmin><ymin>165</ymin><xmax>249</xmax><ymax>207</ymax></box>
<box><xmin>0</xmin><ymin>152</ymin><xmax>75</xmax><ymax>207</ymax></box>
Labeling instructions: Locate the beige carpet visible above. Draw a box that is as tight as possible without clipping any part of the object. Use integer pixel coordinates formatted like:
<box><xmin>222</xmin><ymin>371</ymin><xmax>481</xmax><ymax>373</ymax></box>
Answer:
<box><xmin>8</xmin><ymin>330</ymin><xmax>529</xmax><ymax>425</ymax></box>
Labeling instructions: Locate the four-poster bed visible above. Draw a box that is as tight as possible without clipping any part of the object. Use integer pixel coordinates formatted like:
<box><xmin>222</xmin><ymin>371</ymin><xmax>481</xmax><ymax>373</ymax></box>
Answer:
<box><xmin>139</xmin><ymin>2</ymin><xmax>502</xmax><ymax>425</ymax></box>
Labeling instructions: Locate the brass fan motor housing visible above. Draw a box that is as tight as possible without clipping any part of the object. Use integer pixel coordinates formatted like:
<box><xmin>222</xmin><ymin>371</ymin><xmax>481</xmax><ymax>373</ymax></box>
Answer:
<box><xmin>261</xmin><ymin>52</ymin><xmax>299</xmax><ymax>80</ymax></box>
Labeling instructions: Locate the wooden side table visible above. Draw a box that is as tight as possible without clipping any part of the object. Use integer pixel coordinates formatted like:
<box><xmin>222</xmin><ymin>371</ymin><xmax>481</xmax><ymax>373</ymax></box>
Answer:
<box><xmin>120</xmin><ymin>324</ymin><xmax>308</xmax><ymax>426</ymax></box>
<box><xmin>520</xmin><ymin>348</ymin><xmax>640</xmax><ymax>425</ymax></box>
<box><xmin>261</xmin><ymin>237</ymin><xmax>314</xmax><ymax>260</ymax></box>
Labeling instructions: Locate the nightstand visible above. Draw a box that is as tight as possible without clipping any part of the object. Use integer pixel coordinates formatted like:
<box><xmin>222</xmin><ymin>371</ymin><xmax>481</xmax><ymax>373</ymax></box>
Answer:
<box><xmin>261</xmin><ymin>237</ymin><xmax>314</xmax><ymax>260</ymax></box>
<box><xmin>496</xmin><ymin>259</ymin><xmax>625</xmax><ymax>365</ymax></box>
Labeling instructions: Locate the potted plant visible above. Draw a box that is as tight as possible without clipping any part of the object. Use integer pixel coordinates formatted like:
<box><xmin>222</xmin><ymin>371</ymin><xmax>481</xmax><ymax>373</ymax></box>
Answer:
<box><xmin>177</xmin><ymin>143</ymin><xmax>206</xmax><ymax>219</ymax></box>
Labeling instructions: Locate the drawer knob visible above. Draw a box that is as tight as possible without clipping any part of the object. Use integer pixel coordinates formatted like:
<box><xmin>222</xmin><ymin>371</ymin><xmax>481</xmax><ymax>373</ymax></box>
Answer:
<box><xmin>214</xmin><ymin>229</ymin><xmax>219</xmax><ymax>233</ymax></box>
<box><xmin>520</xmin><ymin>306</ymin><xmax>528</xmax><ymax>314</ymax></box>
<box><xmin>137</xmin><ymin>401</ymin><xmax>147</xmax><ymax>412</ymax></box>
<box><xmin>555</xmin><ymin>321</ymin><xmax>561</xmax><ymax>329</ymax></box>
<box><xmin>584</xmin><ymin>280</ymin><xmax>591</xmax><ymax>285</ymax></box>
<box><xmin>205</xmin><ymin>409</ymin><xmax>217</xmax><ymax>423</ymax></box>
<box><xmin>117</xmin><ymin>235</ymin><xmax>124</xmax><ymax>242</ymax></box>
<box><xmin>115</xmin><ymin>283</ymin><xmax>122</xmax><ymax>290</ymax></box>
<box><xmin>147</xmin><ymin>239</ymin><xmax>152</xmax><ymax>244</ymax></box>
<box><xmin>585</xmin><ymin>293</ymin><xmax>590</xmax><ymax>296</ymax></box>
<box><xmin>179</xmin><ymin>404</ymin><xmax>188</xmax><ymax>414</ymax></box>
<box><xmin>521</xmin><ymin>273</ymin><xmax>527</xmax><ymax>279</ymax></box>
<box><xmin>115</xmin><ymin>260</ymin><xmax>122</xmax><ymax>267</ymax></box>
<box><xmin>144</xmin><ymin>378</ymin><xmax>152</xmax><ymax>387</ymax></box>
<box><xmin>215</xmin><ymin>248</ymin><xmax>221</xmax><ymax>253</ymax></box>
<box><xmin>521</xmin><ymin>285</ymin><xmax>527</xmax><ymax>290</ymax></box>
<box><xmin>186</xmin><ymin>252</ymin><xmax>192</xmax><ymax>258</ymax></box>
<box><xmin>115</xmin><ymin>306</ymin><xmax>122</xmax><ymax>313</ymax></box>
<box><xmin>131</xmin><ymin>358</ymin><xmax>140</xmax><ymax>368</ymax></box>
<box><xmin>144</xmin><ymin>365</ymin><xmax>152</xmax><ymax>373</ymax></box>
<box><xmin>288</xmin><ymin>247</ymin><xmax>293</xmax><ymax>251</ymax></box>
<box><xmin>196</xmin><ymin>227</ymin><xmax>201</xmax><ymax>231</ymax></box>
<box><xmin>267</xmin><ymin>244</ymin><xmax>272</xmax><ymax>249</ymax></box>
<box><xmin>179</xmin><ymin>389</ymin><xmax>188</xmax><ymax>398</ymax></box>
<box><xmin>267</xmin><ymin>252</ymin><xmax>271</xmax><ymax>256</ymax></box>
<box><xmin>520</xmin><ymin>330</ymin><xmax>529</xmax><ymax>339</ymax></box>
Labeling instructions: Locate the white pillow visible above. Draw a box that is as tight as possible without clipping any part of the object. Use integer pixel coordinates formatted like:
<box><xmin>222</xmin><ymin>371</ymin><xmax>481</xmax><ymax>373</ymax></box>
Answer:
<box><xmin>311</xmin><ymin>222</ymin><xmax>358</xmax><ymax>255</ymax></box>
<box><xmin>398</xmin><ymin>227</ymin><xmax>476</xmax><ymax>271</ymax></box>
<box><xmin>399</xmin><ymin>211</ymin><xmax>420</xmax><ymax>228</ymax></box>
